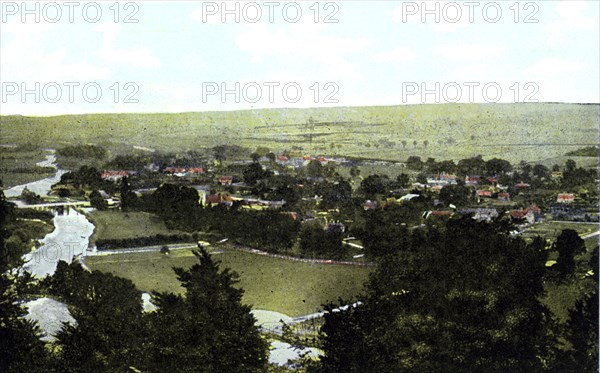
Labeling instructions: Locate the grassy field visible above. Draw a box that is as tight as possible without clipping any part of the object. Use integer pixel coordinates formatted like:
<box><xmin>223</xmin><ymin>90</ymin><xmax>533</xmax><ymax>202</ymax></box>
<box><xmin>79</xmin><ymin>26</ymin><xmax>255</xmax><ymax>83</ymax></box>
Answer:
<box><xmin>2</xmin><ymin>103</ymin><xmax>598</xmax><ymax>164</ymax></box>
<box><xmin>0</xmin><ymin>147</ymin><xmax>55</xmax><ymax>188</ymax></box>
<box><xmin>84</xmin><ymin>248</ymin><xmax>372</xmax><ymax>317</ymax></box>
<box><xmin>522</xmin><ymin>221</ymin><xmax>598</xmax><ymax>242</ymax></box>
<box><xmin>88</xmin><ymin>210</ymin><xmax>187</xmax><ymax>243</ymax></box>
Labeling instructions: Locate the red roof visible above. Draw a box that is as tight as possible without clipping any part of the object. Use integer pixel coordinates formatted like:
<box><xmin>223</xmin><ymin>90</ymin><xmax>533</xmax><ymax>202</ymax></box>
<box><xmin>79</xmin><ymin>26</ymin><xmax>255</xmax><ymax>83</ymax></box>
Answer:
<box><xmin>164</xmin><ymin>167</ymin><xmax>186</xmax><ymax>173</ymax></box>
<box><xmin>557</xmin><ymin>193</ymin><xmax>575</xmax><ymax>202</ymax></box>
<box><xmin>278</xmin><ymin>155</ymin><xmax>289</xmax><ymax>162</ymax></box>
<box><xmin>187</xmin><ymin>167</ymin><xmax>204</xmax><ymax>173</ymax></box>
<box><xmin>101</xmin><ymin>171</ymin><xmax>129</xmax><ymax>178</ymax></box>
<box><xmin>477</xmin><ymin>190</ymin><xmax>493</xmax><ymax>197</ymax></box>
<box><xmin>515</xmin><ymin>183</ymin><xmax>531</xmax><ymax>188</ymax></box>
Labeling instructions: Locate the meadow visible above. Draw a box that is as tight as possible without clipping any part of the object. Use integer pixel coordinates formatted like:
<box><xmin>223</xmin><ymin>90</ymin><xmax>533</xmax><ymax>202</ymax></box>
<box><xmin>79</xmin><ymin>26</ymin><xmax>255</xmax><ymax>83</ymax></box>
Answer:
<box><xmin>0</xmin><ymin>147</ymin><xmax>56</xmax><ymax>187</ymax></box>
<box><xmin>88</xmin><ymin>210</ymin><xmax>188</xmax><ymax>244</ymax></box>
<box><xmin>84</xmin><ymin>247</ymin><xmax>372</xmax><ymax>317</ymax></box>
<box><xmin>2</xmin><ymin>103</ymin><xmax>598</xmax><ymax>164</ymax></box>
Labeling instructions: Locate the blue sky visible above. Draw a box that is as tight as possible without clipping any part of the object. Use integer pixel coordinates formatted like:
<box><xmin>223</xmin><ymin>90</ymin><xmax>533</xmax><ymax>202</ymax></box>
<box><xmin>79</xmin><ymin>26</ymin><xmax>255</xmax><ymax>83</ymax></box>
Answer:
<box><xmin>1</xmin><ymin>0</ymin><xmax>598</xmax><ymax>115</ymax></box>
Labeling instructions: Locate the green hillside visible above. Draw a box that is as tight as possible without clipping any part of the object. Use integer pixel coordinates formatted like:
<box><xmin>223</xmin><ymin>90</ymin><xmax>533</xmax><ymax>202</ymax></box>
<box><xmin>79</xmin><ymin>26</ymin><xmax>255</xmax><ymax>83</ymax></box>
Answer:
<box><xmin>1</xmin><ymin>103</ymin><xmax>598</xmax><ymax>163</ymax></box>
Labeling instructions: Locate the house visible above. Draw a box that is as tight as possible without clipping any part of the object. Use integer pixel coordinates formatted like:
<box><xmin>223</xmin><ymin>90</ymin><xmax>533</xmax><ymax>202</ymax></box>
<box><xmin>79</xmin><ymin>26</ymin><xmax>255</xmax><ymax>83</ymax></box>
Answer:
<box><xmin>277</xmin><ymin>155</ymin><xmax>289</xmax><ymax>163</ymax></box>
<box><xmin>497</xmin><ymin>192</ymin><xmax>510</xmax><ymax>201</ymax></box>
<box><xmin>551</xmin><ymin>171</ymin><xmax>563</xmax><ymax>179</ymax></box>
<box><xmin>459</xmin><ymin>208</ymin><xmax>499</xmax><ymax>222</ymax></box>
<box><xmin>363</xmin><ymin>200</ymin><xmax>378</xmax><ymax>210</ymax></box>
<box><xmin>510</xmin><ymin>209</ymin><xmax>535</xmax><ymax>225</ymax></box>
<box><xmin>476</xmin><ymin>190</ymin><xmax>493</xmax><ymax>198</ymax></box>
<box><xmin>465</xmin><ymin>175</ymin><xmax>481</xmax><ymax>185</ymax></box>
<box><xmin>218</xmin><ymin>175</ymin><xmax>233</xmax><ymax>186</ymax></box>
<box><xmin>164</xmin><ymin>167</ymin><xmax>186</xmax><ymax>174</ymax></box>
<box><xmin>101</xmin><ymin>171</ymin><xmax>130</xmax><ymax>182</ymax></box>
<box><xmin>510</xmin><ymin>204</ymin><xmax>542</xmax><ymax>225</ymax></box>
<box><xmin>557</xmin><ymin>193</ymin><xmax>575</xmax><ymax>203</ymax></box>
<box><xmin>187</xmin><ymin>167</ymin><xmax>204</xmax><ymax>174</ymax></box>
<box><xmin>486</xmin><ymin>176</ymin><xmax>498</xmax><ymax>183</ymax></box>
<box><xmin>515</xmin><ymin>182</ymin><xmax>531</xmax><ymax>189</ymax></box>
<box><xmin>427</xmin><ymin>173</ymin><xmax>457</xmax><ymax>186</ymax></box>
<box><xmin>326</xmin><ymin>222</ymin><xmax>345</xmax><ymax>233</ymax></box>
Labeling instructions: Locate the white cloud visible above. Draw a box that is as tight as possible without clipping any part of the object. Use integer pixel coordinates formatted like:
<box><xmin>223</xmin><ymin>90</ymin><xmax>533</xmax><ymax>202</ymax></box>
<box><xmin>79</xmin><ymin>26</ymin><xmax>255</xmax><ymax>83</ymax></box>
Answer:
<box><xmin>375</xmin><ymin>46</ymin><xmax>416</xmax><ymax>62</ymax></box>
<box><xmin>436</xmin><ymin>44</ymin><xmax>503</xmax><ymax>61</ymax></box>
<box><xmin>0</xmin><ymin>20</ymin><xmax>110</xmax><ymax>82</ymax></box>
<box><xmin>527</xmin><ymin>59</ymin><xmax>587</xmax><ymax>75</ymax></box>
<box><xmin>545</xmin><ymin>1</ymin><xmax>599</xmax><ymax>44</ymax></box>
<box><xmin>235</xmin><ymin>20</ymin><xmax>369</xmax><ymax>80</ymax></box>
<box><xmin>94</xmin><ymin>23</ymin><xmax>161</xmax><ymax>68</ymax></box>
<box><xmin>391</xmin><ymin>1</ymin><xmax>471</xmax><ymax>32</ymax></box>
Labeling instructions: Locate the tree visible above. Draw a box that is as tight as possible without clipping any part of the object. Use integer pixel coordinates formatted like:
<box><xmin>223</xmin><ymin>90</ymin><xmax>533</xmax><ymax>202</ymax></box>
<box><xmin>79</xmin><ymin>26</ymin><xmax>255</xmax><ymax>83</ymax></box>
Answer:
<box><xmin>413</xmin><ymin>140</ymin><xmax>418</xmax><ymax>148</ymax></box>
<box><xmin>120</xmin><ymin>176</ymin><xmax>137</xmax><ymax>211</ymax></box>
<box><xmin>485</xmin><ymin>158</ymin><xmax>512</xmax><ymax>175</ymax></box>
<box><xmin>439</xmin><ymin>184</ymin><xmax>470</xmax><ymax>206</ymax></box>
<box><xmin>147</xmin><ymin>248</ymin><xmax>268</xmax><ymax>372</ymax></box>
<box><xmin>20</xmin><ymin>187</ymin><xmax>42</xmax><ymax>204</ymax></box>
<box><xmin>406</xmin><ymin>156</ymin><xmax>423</xmax><ymax>171</ymax></box>
<box><xmin>565</xmin><ymin>159</ymin><xmax>577</xmax><ymax>172</ymax></box>
<box><xmin>89</xmin><ymin>189</ymin><xmax>108</xmax><ymax>210</ymax></box>
<box><xmin>306</xmin><ymin>160</ymin><xmax>323</xmax><ymax>178</ymax></box>
<box><xmin>48</xmin><ymin>261</ymin><xmax>147</xmax><ymax>372</ymax></box>
<box><xmin>243</xmin><ymin>161</ymin><xmax>267</xmax><ymax>185</ymax></box>
<box><xmin>349</xmin><ymin>167</ymin><xmax>361</xmax><ymax>178</ymax></box>
<box><xmin>401</xmin><ymin>140</ymin><xmax>407</xmax><ymax>149</ymax></box>
<box><xmin>558</xmin><ymin>246</ymin><xmax>598</xmax><ymax>372</ymax></box>
<box><xmin>553</xmin><ymin>229</ymin><xmax>585</xmax><ymax>279</ymax></box>
<box><xmin>299</xmin><ymin>222</ymin><xmax>345</xmax><ymax>260</ymax></box>
<box><xmin>360</xmin><ymin>175</ymin><xmax>387</xmax><ymax>197</ymax></box>
<box><xmin>532</xmin><ymin>164</ymin><xmax>550</xmax><ymax>179</ymax></box>
<box><xmin>317</xmin><ymin>218</ymin><xmax>555</xmax><ymax>372</ymax></box>
<box><xmin>0</xmin><ymin>275</ymin><xmax>49</xmax><ymax>373</ymax></box>
<box><xmin>396</xmin><ymin>173</ymin><xmax>410</xmax><ymax>188</ymax></box>
<box><xmin>0</xmin><ymin>191</ymin><xmax>49</xmax><ymax>372</ymax></box>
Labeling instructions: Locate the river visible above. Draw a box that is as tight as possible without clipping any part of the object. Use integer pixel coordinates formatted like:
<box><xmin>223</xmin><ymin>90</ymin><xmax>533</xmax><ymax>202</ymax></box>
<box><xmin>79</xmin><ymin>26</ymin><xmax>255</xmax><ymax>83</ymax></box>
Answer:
<box><xmin>4</xmin><ymin>151</ymin><xmax>67</xmax><ymax>198</ymax></box>
<box><xmin>13</xmin><ymin>151</ymin><xmax>319</xmax><ymax>365</ymax></box>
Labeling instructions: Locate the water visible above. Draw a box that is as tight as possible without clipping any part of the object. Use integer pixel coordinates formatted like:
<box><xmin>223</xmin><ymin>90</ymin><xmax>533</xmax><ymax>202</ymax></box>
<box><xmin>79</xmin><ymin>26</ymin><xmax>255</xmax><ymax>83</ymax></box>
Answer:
<box><xmin>4</xmin><ymin>152</ymin><xmax>67</xmax><ymax>198</ymax></box>
<box><xmin>23</xmin><ymin>210</ymin><xmax>95</xmax><ymax>277</ymax></box>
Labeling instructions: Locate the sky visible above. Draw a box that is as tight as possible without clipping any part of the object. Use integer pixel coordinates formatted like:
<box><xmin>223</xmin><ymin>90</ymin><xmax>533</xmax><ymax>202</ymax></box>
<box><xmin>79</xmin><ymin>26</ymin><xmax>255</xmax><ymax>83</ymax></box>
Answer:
<box><xmin>1</xmin><ymin>0</ymin><xmax>599</xmax><ymax>115</ymax></box>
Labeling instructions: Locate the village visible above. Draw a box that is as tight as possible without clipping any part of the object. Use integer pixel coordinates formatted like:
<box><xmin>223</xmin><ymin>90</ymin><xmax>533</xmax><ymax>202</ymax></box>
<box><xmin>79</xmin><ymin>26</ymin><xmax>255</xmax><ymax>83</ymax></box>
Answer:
<box><xmin>18</xmin><ymin>144</ymin><xmax>594</xmax><ymax>258</ymax></box>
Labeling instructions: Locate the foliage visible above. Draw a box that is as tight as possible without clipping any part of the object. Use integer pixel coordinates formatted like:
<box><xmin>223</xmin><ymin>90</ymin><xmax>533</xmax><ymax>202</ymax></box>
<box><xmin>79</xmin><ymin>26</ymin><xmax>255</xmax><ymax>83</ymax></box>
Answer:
<box><xmin>553</xmin><ymin>229</ymin><xmax>585</xmax><ymax>279</ymax></box>
<box><xmin>0</xmin><ymin>191</ymin><xmax>50</xmax><ymax>372</ymax></box>
<box><xmin>299</xmin><ymin>222</ymin><xmax>345</xmax><ymax>260</ymax></box>
<box><xmin>146</xmin><ymin>248</ymin><xmax>268</xmax><ymax>372</ymax></box>
<box><xmin>45</xmin><ymin>261</ymin><xmax>147</xmax><ymax>372</ymax></box>
<box><xmin>316</xmin><ymin>217</ymin><xmax>557</xmax><ymax>372</ymax></box>
<box><xmin>57</xmin><ymin>144</ymin><xmax>107</xmax><ymax>159</ymax></box>
<box><xmin>88</xmin><ymin>189</ymin><xmax>108</xmax><ymax>210</ymax></box>
<box><xmin>565</xmin><ymin>146</ymin><xmax>598</xmax><ymax>157</ymax></box>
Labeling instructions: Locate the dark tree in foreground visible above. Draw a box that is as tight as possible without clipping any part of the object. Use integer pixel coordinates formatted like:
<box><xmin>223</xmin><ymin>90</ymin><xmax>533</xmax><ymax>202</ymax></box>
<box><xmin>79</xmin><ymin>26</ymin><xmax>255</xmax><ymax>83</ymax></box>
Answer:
<box><xmin>557</xmin><ymin>246</ymin><xmax>599</xmax><ymax>372</ymax></box>
<box><xmin>554</xmin><ymin>229</ymin><xmax>585</xmax><ymax>279</ymax></box>
<box><xmin>0</xmin><ymin>191</ymin><xmax>49</xmax><ymax>372</ymax></box>
<box><xmin>147</xmin><ymin>248</ymin><xmax>268</xmax><ymax>372</ymax></box>
<box><xmin>316</xmin><ymin>217</ymin><xmax>556</xmax><ymax>372</ymax></box>
<box><xmin>48</xmin><ymin>261</ymin><xmax>146</xmax><ymax>372</ymax></box>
